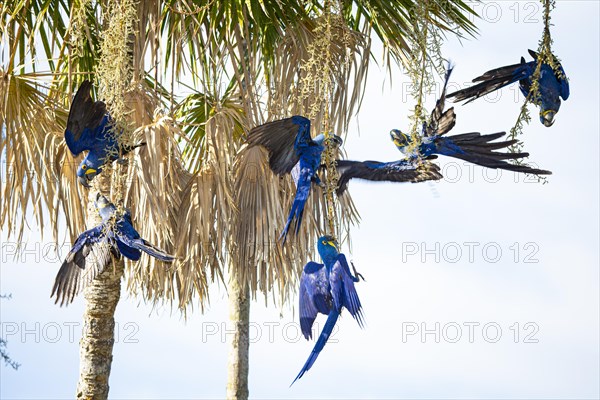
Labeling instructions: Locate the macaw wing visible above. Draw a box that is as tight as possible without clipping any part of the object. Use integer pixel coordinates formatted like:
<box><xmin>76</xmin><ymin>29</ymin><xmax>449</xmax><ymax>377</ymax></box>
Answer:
<box><xmin>558</xmin><ymin>65</ymin><xmax>570</xmax><ymax>100</ymax></box>
<box><xmin>129</xmin><ymin>238</ymin><xmax>176</xmax><ymax>262</ymax></box>
<box><xmin>299</xmin><ymin>261</ymin><xmax>329</xmax><ymax>340</ymax></box>
<box><xmin>114</xmin><ymin>214</ymin><xmax>175</xmax><ymax>262</ymax></box>
<box><xmin>51</xmin><ymin>225</ymin><xmax>117</xmax><ymax>306</ymax></box>
<box><xmin>555</xmin><ymin>62</ymin><xmax>570</xmax><ymax>100</ymax></box>
<box><xmin>527</xmin><ymin>49</ymin><xmax>569</xmax><ymax>100</ymax></box>
<box><xmin>247</xmin><ymin>115</ymin><xmax>311</xmax><ymax>175</ymax></box>
<box><xmin>115</xmin><ymin>239</ymin><xmax>141</xmax><ymax>261</ymax></box>
<box><xmin>330</xmin><ymin>254</ymin><xmax>364</xmax><ymax>327</ymax></box>
<box><xmin>473</xmin><ymin>58</ymin><xmax>532</xmax><ymax>84</ymax></box>
<box><xmin>447</xmin><ymin>58</ymin><xmax>532</xmax><ymax>104</ymax></box>
<box><xmin>65</xmin><ymin>80</ymin><xmax>107</xmax><ymax>155</ymax></box>
<box><xmin>424</xmin><ymin>65</ymin><xmax>456</xmax><ymax>138</ymax></box>
<box><xmin>335</xmin><ymin>158</ymin><xmax>442</xmax><ymax>195</ymax></box>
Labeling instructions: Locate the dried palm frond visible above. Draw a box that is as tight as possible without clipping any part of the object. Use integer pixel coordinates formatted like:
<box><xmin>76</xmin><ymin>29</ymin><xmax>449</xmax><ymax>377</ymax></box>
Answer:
<box><xmin>42</xmin><ymin>128</ymin><xmax>88</xmax><ymax>242</ymax></box>
<box><xmin>216</xmin><ymin>9</ymin><xmax>368</xmax><ymax>304</ymax></box>
<box><xmin>0</xmin><ymin>71</ymin><xmax>85</xmax><ymax>243</ymax></box>
<box><xmin>107</xmin><ymin>83</ymin><xmax>202</xmax><ymax>311</ymax></box>
<box><xmin>171</xmin><ymin>171</ymin><xmax>221</xmax><ymax>311</ymax></box>
<box><xmin>168</xmin><ymin>110</ymin><xmax>241</xmax><ymax>310</ymax></box>
<box><xmin>271</xmin><ymin>13</ymin><xmax>370</xmax><ymax>136</ymax></box>
<box><xmin>121</xmin><ymin>79</ymin><xmax>253</xmax><ymax>311</ymax></box>
<box><xmin>270</xmin><ymin>13</ymin><xmax>366</xmax><ymax>225</ymax></box>
<box><xmin>232</xmin><ymin>145</ymin><xmax>296</xmax><ymax>300</ymax></box>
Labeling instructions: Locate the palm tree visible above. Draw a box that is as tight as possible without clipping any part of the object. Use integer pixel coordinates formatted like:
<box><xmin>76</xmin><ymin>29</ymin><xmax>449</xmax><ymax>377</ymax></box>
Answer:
<box><xmin>1</xmin><ymin>0</ymin><xmax>477</xmax><ymax>398</ymax></box>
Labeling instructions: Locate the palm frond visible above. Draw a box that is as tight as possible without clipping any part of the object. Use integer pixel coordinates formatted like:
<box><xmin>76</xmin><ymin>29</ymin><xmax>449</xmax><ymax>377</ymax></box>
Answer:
<box><xmin>0</xmin><ymin>71</ymin><xmax>86</xmax><ymax>243</ymax></box>
<box><xmin>232</xmin><ymin>145</ymin><xmax>297</xmax><ymax>299</ymax></box>
<box><xmin>112</xmin><ymin>83</ymin><xmax>216</xmax><ymax>311</ymax></box>
<box><xmin>343</xmin><ymin>0</ymin><xmax>478</xmax><ymax>67</ymax></box>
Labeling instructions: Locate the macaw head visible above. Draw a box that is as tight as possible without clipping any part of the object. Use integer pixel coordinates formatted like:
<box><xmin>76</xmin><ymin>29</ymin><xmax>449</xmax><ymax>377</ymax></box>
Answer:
<box><xmin>94</xmin><ymin>193</ymin><xmax>116</xmax><ymax>220</ymax></box>
<box><xmin>538</xmin><ymin>78</ymin><xmax>562</xmax><ymax>127</ymax></box>
<box><xmin>317</xmin><ymin>235</ymin><xmax>339</xmax><ymax>263</ymax></box>
<box><xmin>390</xmin><ymin>129</ymin><xmax>410</xmax><ymax>153</ymax></box>
<box><xmin>76</xmin><ymin>159</ymin><xmax>101</xmax><ymax>188</ymax></box>
<box><xmin>313</xmin><ymin>134</ymin><xmax>343</xmax><ymax>147</ymax></box>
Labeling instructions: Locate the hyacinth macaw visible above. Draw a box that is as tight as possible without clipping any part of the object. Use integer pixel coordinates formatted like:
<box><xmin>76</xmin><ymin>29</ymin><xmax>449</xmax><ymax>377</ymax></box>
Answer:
<box><xmin>247</xmin><ymin>116</ymin><xmax>342</xmax><ymax>243</ymax></box>
<box><xmin>447</xmin><ymin>50</ymin><xmax>569</xmax><ymax>127</ymax></box>
<box><xmin>65</xmin><ymin>81</ymin><xmax>144</xmax><ymax>187</ymax></box>
<box><xmin>391</xmin><ymin>65</ymin><xmax>552</xmax><ymax>176</ymax></box>
<box><xmin>292</xmin><ymin>235</ymin><xmax>364</xmax><ymax>385</ymax></box>
<box><xmin>51</xmin><ymin>194</ymin><xmax>175</xmax><ymax>306</ymax></box>
<box><xmin>335</xmin><ymin>157</ymin><xmax>443</xmax><ymax>195</ymax></box>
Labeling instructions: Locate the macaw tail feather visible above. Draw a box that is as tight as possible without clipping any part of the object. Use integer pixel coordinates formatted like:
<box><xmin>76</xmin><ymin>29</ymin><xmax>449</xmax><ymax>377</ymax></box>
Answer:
<box><xmin>279</xmin><ymin>186</ymin><xmax>310</xmax><ymax>244</ymax></box>
<box><xmin>279</xmin><ymin>204</ymin><xmax>305</xmax><ymax>244</ymax></box>
<box><xmin>447</xmin><ymin>62</ymin><xmax>530</xmax><ymax>103</ymax></box>
<box><xmin>134</xmin><ymin>239</ymin><xmax>176</xmax><ymax>262</ymax></box>
<box><xmin>116</xmin><ymin>240</ymin><xmax>142</xmax><ymax>261</ymax></box>
<box><xmin>291</xmin><ymin>311</ymin><xmax>339</xmax><ymax>386</ymax></box>
<box><xmin>439</xmin><ymin>133</ymin><xmax>552</xmax><ymax>175</ymax></box>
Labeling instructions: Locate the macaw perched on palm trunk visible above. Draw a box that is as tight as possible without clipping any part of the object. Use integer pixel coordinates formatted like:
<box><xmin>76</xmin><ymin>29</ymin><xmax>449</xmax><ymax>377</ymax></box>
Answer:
<box><xmin>447</xmin><ymin>50</ymin><xmax>569</xmax><ymax>127</ymax></box>
<box><xmin>65</xmin><ymin>81</ymin><xmax>145</xmax><ymax>187</ymax></box>
<box><xmin>247</xmin><ymin>116</ymin><xmax>342</xmax><ymax>243</ymax></box>
<box><xmin>292</xmin><ymin>236</ymin><xmax>364</xmax><ymax>385</ymax></box>
<box><xmin>51</xmin><ymin>194</ymin><xmax>175</xmax><ymax>306</ymax></box>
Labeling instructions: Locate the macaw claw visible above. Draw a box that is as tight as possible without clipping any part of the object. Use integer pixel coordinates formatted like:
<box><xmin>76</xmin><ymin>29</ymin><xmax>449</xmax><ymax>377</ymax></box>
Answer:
<box><xmin>350</xmin><ymin>261</ymin><xmax>365</xmax><ymax>282</ymax></box>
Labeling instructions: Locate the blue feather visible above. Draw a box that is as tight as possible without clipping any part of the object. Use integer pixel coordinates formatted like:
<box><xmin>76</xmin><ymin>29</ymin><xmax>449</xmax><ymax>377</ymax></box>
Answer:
<box><xmin>386</xmin><ymin>66</ymin><xmax>552</xmax><ymax>176</ymax></box>
<box><xmin>292</xmin><ymin>236</ymin><xmax>364</xmax><ymax>384</ymax></box>
<box><xmin>66</xmin><ymin>82</ymin><xmax>144</xmax><ymax>186</ymax></box>
<box><xmin>447</xmin><ymin>50</ymin><xmax>569</xmax><ymax>127</ymax></box>
<box><xmin>291</xmin><ymin>311</ymin><xmax>339</xmax><ymax>386</ymax></box>
<box><xmin>115</xmin><ymin>240</ymin><xmax>141</xmax><ymax>261</ymax></box>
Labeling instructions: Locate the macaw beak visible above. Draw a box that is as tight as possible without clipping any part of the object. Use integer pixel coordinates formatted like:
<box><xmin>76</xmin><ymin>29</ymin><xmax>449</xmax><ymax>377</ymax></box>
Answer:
<box><xmin>78</xmin><ymin>175</ymin><xmax>91</xmax><ymax>188</ymax></box>
<box><xmin>332</xmin><ymin>135</ymin><xmax>343</xmax><ymax>146</ymax></box>
<box><xmin>78</xmin><ymin>167</ymin><xmax>98</xmax><ymax>187</ymax></box>
<box><xmin>390</xmin><ymin>129</ymin><xmax>402</xmax><ymax>141</ymax></box>
<box><xmin>541</xmin><ymin>110</ymin><xmax>556</xmax><ymax>127</ymax></box>
<box><xmin>95</xmin><ymin>193</ymin><xmax>109</xmax><ymax>209</ymax></box>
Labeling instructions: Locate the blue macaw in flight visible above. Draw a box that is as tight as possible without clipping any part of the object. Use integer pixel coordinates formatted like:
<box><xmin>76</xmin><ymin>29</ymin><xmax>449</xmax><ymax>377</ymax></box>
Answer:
<box><xmin>65</xmin><ymin>81</ymin><xmax>144</xmax><ymax>187</ymax></box>
<box><xmin>447</xmin><ymin>50</ymin><xmax>569</xmax><ymax>127</ymax></box>
<box><xmin>247</xmin><ymin>116</ymin><xmax>342</xmax><ymax>243</ymax></box>
<box><xmin>390</xmin><ymin>65</ymin><xmax>552</xmax><ymax>175</ymax></box>
<box><xmin>51</xmin><ymin>194</ymin><xmax>175</xmax><ymax>306</ymax></box>
<box><xmin>292</xmin><ymin>235</ymin><xmax>364</xmax><ymax>385</ymax></box>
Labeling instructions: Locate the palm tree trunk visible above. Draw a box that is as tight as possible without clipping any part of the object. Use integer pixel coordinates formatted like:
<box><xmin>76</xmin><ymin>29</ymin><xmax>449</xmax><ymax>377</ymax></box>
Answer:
<box><xmin>75</xmin><ymin>185</ymin><xmax>124</xmax><ymax>399</ymax></box>
<box><xmin>226</xmin><ymin>273</ymin><xmax>250</xmax><ymax>400</ymax></box>
<box><xmin>76</xmin><ymin>259</ymin><xmax>124</xmax><ymax>399</ymax></box>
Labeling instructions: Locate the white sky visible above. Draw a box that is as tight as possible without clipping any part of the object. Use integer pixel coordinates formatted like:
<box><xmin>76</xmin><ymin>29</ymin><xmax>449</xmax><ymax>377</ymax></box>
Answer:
<box><xmin>1</xmin><ymin>1</ymin><xmax>599</xmax><ymax>399</ymax></box>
